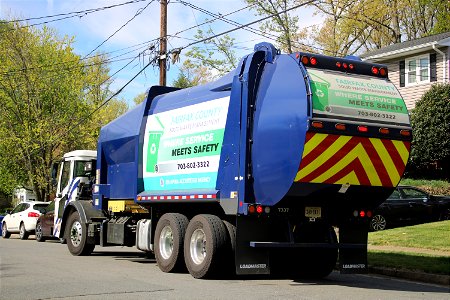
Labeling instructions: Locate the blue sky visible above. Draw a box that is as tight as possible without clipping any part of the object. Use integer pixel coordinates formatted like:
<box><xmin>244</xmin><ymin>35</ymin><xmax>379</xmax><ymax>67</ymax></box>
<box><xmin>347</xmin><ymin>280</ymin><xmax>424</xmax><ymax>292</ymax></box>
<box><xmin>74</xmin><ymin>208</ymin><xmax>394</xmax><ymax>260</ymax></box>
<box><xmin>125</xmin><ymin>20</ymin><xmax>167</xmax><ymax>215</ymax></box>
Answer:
<box><xmin>0</xmin><ymin>0</ymin><xmax>322</xmax><ymax>106</ymax></box>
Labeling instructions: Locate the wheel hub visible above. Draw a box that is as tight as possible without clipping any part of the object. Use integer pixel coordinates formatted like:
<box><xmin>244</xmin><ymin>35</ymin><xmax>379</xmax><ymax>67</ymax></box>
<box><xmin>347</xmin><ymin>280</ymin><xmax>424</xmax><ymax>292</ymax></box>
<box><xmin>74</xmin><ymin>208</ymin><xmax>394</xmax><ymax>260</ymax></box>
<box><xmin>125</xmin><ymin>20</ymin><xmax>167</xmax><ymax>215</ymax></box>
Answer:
<box><xmin>70</xmin><ymin>221</ymin><xmax>83</xmax><ymax>247</ymax></box>
<box><xmin>190</xmin><ymin>228</ymin><xmax>206</xmax><ymax>265</ymax></box>
<box><xmin>159</xmin><ymin>225</ymin><xmax>174</xmax><ymax>260</ymax></box>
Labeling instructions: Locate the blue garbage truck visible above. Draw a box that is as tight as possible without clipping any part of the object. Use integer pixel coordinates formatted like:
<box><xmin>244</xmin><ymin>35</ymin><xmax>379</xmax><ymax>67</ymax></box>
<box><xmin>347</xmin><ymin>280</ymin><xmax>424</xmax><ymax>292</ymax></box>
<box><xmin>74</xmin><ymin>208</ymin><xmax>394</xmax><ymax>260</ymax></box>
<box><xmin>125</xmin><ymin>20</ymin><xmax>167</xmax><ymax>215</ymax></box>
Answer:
<box><xmin>52</xmin><ymin>43</ymin><xmax>412</xmax><ymax>279</ymax></box>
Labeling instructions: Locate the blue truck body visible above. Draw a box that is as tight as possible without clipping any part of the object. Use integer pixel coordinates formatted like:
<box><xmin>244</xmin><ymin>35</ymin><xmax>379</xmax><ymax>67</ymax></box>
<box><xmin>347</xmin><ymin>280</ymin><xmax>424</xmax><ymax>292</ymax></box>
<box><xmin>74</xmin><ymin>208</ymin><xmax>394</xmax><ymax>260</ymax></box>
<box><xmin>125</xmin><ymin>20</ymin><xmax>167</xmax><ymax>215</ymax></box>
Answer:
<box><xmin>61</xmin><ymin>43</ymin><xmax>412</xmax><ymax>278</ymax></box>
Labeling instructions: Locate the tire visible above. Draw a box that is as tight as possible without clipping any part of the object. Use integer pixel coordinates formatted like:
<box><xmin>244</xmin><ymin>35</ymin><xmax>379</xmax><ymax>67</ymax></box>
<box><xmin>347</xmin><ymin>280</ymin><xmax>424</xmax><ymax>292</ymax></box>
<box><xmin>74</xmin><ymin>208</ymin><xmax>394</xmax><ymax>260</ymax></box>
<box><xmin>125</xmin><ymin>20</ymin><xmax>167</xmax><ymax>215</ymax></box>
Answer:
<box><xmin>2</xmin><ymin>223</ymin><xmax>11</xmax><ymax>239</ymax></box>
<box><xmin>439</xmin><ymin>209</ymin><xmax>450</xmax><ymax>221</ymax></box>
<box><xmin>370</xmin><ymin>214</ymin><xmax>387</xmax><ymax>231</ymax></box>
<box><xmin>184</xmin><ymin>215</ymin><xmax>229</xmax><ymax>279</ymax></box>
<box><xmin>66</xmin><ymin>212</ymin><xmax>95</xmax><ymax>256</ymax></box>
<box><xmin>154</xmin><ymin>213</ymin><xmax>189</xmax><ymax>273</ymax></box>
<box><xmin>222</xmin><ymin>220</ymin><xmax>236</xmax><ymax>274</ymax></box>
<box><xmin>35</xmin><ymin>222</ymin><xmax>45</xmax><ymax>242</ymax></box>
<box><xmin>19</xmin><ymin>223</ymin><xmax>29</xmax><ymax>240</ymax></box>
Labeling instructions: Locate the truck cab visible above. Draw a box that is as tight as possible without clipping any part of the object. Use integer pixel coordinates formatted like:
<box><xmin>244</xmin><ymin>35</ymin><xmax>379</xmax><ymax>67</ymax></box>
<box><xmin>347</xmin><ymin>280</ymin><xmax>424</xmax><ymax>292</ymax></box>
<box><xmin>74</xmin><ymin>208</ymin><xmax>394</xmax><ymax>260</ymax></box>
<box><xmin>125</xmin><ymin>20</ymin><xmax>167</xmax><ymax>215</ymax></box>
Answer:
<box><xmin>52</xmin><ymin>150</ymin><xmax>96</xmax><ymax>238</ymax></box>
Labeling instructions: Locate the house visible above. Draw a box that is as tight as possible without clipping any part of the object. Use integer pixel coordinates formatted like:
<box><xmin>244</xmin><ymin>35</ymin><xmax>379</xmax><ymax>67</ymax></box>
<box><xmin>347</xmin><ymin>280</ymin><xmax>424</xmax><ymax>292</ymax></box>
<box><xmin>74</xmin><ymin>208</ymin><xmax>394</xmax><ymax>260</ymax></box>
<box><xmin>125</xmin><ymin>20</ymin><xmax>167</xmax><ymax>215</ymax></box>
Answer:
<box><xmin>360</xmin><ymin>32</ymin><xmax>450</xmax><ymax>110</ymax></box>
<box><xmin>12</xmin><ymin>187</ymin><xmax>37</xmax><ymax>206</ymax></box>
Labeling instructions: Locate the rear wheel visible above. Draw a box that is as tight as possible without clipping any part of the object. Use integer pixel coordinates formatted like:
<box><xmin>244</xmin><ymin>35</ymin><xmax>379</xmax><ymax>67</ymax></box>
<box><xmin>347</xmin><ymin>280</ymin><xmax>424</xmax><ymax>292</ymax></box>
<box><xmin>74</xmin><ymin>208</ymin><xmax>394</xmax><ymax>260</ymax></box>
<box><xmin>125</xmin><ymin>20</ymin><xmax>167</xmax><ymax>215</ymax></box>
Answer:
<box><xmin>2</xmin><ymin>223</ymin><xmax>10</xmax><ymax>239</ymax></box>
<box><xmin>184</xmin><ymin>215</ymin><xmax>228</xmax><ymax>279</ymax></box>
<box><xmin>35</xmin><ymin>222</ymin><xmax>45</xmax><ymax>242</ymax></box>
<box><xmin>154</xmin><ymin>213</ymin><xmax>189</xmax><ymax>273</ymax></box>
<box><xmin>19</xmin><ymin>223</ymin><xmax>29</xmax><ymax>240</ymax></box>
<box><xmin>370</xmin><ymin>215</ymin><xmax>387</xmax><ymax>231</ymax></box>
<box><xmin>66</xmin><ymin>212</ymin><xmax>95</xmax><ymax>256</ymax></box>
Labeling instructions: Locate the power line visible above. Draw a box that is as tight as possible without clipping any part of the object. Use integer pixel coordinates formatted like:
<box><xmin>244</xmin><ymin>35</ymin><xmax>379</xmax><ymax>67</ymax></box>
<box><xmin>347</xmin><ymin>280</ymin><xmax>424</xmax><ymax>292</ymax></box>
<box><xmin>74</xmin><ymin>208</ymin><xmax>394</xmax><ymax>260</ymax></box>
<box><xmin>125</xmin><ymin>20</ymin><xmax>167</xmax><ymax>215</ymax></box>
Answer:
<box><xmin>83</xmin><ymin>0</ymin><xmax>156</xmax><ymax>59</ymax></box>
<box><xmin>0</xmin><ymin>0</ymin><xmax>151</xmax><ymax>30</ymax></box>
<box><xmin>176</xmin><ymin>0</ymin><xmax>327</xmax><ymax>54</ymax></box>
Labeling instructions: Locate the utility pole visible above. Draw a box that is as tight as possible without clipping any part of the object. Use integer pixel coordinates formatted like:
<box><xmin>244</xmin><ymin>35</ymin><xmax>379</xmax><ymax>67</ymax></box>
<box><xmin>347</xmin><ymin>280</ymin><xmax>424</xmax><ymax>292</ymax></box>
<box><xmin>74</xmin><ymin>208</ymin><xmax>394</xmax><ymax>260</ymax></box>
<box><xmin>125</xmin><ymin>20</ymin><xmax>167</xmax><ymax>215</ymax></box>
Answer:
<box><xmin>159</xmin><ymin>0</ymin><xmax>167</xmax><ymax>86</ymax></box>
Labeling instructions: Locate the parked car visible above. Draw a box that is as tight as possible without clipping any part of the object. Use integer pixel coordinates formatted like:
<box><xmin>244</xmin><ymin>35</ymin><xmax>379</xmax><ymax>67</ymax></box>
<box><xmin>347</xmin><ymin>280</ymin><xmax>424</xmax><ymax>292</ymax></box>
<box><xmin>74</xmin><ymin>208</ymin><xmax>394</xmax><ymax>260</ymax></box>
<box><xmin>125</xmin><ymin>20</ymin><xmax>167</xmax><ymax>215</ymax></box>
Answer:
<box><xmin>1</xmin><ymin>201</ymin><xmax>49</xmax><ymax>239</ymax></box>
<box><xmin>35</xmin><ymin>201</ymin><xmax>58</xmax><ymax>242</ymax></box>
<box><xmin>370</xmin><ymin>186</ymin><xmax>450</xmax><ymax>231</ymax></box>
<box><xmin>0</xmin><ymin>215</ymin><xmax>3</xmax><ymax>233</ymax></box>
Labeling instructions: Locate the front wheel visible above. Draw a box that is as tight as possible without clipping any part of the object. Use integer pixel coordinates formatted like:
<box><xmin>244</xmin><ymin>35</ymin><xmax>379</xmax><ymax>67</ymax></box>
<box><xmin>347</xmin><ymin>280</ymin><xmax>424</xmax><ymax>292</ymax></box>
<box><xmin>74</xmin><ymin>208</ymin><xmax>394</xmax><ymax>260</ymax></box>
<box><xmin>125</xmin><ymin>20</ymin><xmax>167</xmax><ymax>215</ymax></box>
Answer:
<box><xmin>370</xmin><ymin>215</ymin><xmax>387</xmax><ymax>231</ymax></box>
<box><xmin>184</xmin><ymin>215</ymin><xmax>228</xmax><ymax>279</ymax></box>
<box><xmin>35</xmin><ymin>222</ymin><xmax>45</xmax><ymax>242</ymax></box>
<box><xmin>19</xmin><ymin>223</ymin><xmax>29</xmax><ymax>240</ymax></box>
<box><xmin>2</xmin><ymin>223</ymin><xmax>11</xmax><ymax>239</ymax></box>
<box><xmin>66</xmin><ymin>212</ymin><xmax>95</xmax><ymax>256</ymax></box>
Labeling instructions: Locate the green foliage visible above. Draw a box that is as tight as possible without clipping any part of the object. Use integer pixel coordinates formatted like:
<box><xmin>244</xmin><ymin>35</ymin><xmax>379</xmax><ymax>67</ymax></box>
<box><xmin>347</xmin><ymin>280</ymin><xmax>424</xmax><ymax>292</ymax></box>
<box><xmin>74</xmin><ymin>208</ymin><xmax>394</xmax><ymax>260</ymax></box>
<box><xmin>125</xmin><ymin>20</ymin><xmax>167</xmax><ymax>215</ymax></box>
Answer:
<box><xmin>184</xmin><ymin>28</ymin><xmax>238</xmax><ymax>82</ymax></box>
<box><xmin>305</xmin><ymin>0</ymin><xmax>450</xmax><ymax>55</ymax></box>
<box><xmin>409</xmin><ymin>84</ymin><xmax>450</xmax><ymax>179</ymax></box>
<box><xmin>0</xmin><ymin>21</ymin><xmax>126</xmax><ymax>201</ymax></box>
<box><xmin>133</xmin><ymin>92</ymin><xmax>147</xmax><ymax>106</ymax></box>
<box><xmin>400</xmin><ymin>179</ymin><xmax>450</xmax><ymax>195</ymax></box>
<box><xmin>246</xmin><ymin>0</ymin><xmax>302</xmax><ymax>53</ymax></box>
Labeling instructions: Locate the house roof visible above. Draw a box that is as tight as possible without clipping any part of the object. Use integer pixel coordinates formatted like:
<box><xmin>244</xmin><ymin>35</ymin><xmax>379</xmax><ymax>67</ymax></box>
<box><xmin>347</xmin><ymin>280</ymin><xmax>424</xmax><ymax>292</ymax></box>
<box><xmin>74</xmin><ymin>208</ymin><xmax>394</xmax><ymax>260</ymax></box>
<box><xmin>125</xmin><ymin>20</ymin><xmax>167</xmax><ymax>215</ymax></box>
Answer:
<box><xmin>361</xmin><ymin>31</ymin><xmax>450</xmax><ymax>62</ymax></box>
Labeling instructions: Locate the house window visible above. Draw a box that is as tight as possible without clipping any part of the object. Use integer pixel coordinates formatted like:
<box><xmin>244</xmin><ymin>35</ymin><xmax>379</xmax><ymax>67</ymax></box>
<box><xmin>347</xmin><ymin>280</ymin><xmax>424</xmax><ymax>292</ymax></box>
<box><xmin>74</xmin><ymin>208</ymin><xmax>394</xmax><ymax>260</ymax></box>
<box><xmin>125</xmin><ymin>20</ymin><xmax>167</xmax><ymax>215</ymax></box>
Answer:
<box><xmin>406</xmin><ymin>55</ymin><xmax>429</xmax><ymax>85</ymax></box>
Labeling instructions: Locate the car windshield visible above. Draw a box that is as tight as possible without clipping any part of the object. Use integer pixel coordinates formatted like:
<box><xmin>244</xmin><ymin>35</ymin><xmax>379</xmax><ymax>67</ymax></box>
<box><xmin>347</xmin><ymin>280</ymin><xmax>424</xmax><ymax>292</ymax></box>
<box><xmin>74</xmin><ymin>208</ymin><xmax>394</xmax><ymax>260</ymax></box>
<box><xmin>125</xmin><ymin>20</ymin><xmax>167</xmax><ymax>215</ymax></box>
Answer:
<box><xmin>33</xmin><ymin>204</ymin><xmax>48</xmax><ymax>213</ymax></box>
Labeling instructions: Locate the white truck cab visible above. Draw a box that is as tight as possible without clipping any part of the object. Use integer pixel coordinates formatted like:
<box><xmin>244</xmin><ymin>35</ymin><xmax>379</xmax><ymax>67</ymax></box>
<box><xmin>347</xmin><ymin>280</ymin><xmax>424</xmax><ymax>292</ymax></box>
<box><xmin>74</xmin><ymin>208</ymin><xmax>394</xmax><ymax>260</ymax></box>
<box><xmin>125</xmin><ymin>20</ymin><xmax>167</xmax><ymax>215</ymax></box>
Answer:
<box><xmin>52</xmin><ymin>150</ymin><xmax>96</xmax><ymax>238</ymax></box>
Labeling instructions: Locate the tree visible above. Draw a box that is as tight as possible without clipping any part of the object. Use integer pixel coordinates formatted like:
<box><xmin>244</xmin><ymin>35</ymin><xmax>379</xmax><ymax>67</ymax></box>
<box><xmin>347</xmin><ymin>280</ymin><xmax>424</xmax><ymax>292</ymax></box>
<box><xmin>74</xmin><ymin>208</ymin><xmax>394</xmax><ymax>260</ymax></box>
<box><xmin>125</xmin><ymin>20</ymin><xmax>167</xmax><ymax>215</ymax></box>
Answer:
<box><xmin>306</xmin><ymin>0</ymin><xmax>450</xmax><ymax>56</ymax></box>
<box><xmin>172</xmin><ymin>59</ymin><xmax>212</xmax><ymax>88</ymax></box>
<box><xmin>184</xmin><ymin>28</ymin><xmax>238</xmax><ymax>81</ymax></box>
<box><xmin>133</xmin><ymin>92</ymin><xmax>147</xmax><ymax>106</ymax></box>
<box><xmin>246</xmin><ymin>0</ymin><xmax>304</xmax><ymax>53</ymax></box>
<box><xmin>0</xmin><ymin>21</ymin><xmax>126</xmax><ymax>201</ymax></box>
<box><xmin>409</xmin><ymin>84</ymin><xmax>450</xmax><ymax>179</ymax></box>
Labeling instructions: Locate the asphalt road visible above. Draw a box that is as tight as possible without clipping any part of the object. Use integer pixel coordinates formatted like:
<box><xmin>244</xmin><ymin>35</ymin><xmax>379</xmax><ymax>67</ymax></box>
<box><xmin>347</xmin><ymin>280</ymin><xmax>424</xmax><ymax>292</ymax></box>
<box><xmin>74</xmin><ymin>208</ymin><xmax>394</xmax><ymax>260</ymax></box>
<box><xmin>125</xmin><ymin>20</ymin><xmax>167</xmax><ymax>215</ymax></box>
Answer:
<box><xmin>1</xmin><ymin>236</ymin><xmax>449</xmax><ymax>300</ymax></box>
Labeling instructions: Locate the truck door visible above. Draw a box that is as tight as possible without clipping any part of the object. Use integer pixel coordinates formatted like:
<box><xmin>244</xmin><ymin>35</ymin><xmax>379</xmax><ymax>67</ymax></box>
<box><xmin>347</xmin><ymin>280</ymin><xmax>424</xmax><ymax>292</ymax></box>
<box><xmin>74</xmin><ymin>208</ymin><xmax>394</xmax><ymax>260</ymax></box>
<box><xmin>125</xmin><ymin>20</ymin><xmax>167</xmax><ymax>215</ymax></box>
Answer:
<box><xmin>53</xmin><ymin>159</ymin><xmax>72</xmax><ymax>237</ymax></box>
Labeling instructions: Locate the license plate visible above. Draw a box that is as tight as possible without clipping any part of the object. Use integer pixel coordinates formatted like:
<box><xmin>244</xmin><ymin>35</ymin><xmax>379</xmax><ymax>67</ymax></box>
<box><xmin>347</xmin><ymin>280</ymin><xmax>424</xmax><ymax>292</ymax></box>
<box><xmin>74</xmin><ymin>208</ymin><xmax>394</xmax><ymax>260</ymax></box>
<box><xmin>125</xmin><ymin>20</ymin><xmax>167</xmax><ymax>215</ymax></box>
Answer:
<box><xmin>305</xmin><ymin>207</ymin><xmax>321</xmax><ymax>218</ymax></box>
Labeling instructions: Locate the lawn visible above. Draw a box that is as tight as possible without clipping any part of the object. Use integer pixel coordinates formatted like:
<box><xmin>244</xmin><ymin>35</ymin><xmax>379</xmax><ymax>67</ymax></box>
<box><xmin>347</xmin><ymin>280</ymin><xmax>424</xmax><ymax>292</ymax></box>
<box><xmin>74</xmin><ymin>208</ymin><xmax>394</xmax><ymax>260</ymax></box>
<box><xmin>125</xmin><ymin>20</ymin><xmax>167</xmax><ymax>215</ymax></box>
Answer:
<box><xmin>367</xmin><ymin>221</ymin><xmax>450</xmax><ymax>275</ymax></box>
<box><xmin>368</xmin><ymin>220</ymin><xmax>450</xmax><ymax>251</ymax></box>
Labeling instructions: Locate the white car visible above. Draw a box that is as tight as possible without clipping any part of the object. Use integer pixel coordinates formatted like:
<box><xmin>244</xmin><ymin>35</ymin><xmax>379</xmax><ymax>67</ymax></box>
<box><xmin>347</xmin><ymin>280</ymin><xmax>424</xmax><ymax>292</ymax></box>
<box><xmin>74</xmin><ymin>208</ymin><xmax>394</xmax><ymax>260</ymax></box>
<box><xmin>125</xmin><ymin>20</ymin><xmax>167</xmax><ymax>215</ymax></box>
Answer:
<box><xmin>2</xmin><ymin>201</ymin><xmax>49</xmax><ymax>240</ymax></box>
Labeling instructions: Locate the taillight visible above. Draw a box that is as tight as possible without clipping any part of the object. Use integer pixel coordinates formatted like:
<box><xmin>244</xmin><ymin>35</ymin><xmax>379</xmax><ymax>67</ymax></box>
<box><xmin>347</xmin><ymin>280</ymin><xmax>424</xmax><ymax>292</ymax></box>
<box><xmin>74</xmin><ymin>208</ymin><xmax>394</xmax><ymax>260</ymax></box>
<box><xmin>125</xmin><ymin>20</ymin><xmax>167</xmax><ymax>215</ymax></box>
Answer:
<box><xmin>379</xmin><ymin>128</ymin><xmax>389</xmax><ymax>134</ymax></box>
<box><xmin>358</xmin><ymin>125</ymin><xmax>368</xmax><ymax>133</ymax></box>
<box><xmin>400</xmin><ymin>129</ymin><xmax>411</xmax><ymax>137</ymax></box>
<box><xmin>310</xmin><ymin>57</ymin><xmax>317</xmax><ymax>65</ymax></box>
<box><xmin>311</xmin><ymin>121</ymin><xmax>324</xmax><ymax>129</ymax></box>
<box><xmin>28</xmin><ymin>212</ymin><xmax>40</xmax><ymax>218</ymax></box>
<box><xmin>335</xmin><ymin>123</ymin><xmax>346</xmax><ymax>131</ymax></box>
<box><xmin>248</xmin><ymin>204</ymin><xmax>270</xmax><ymax>215</ymax></box>
<box><xmin>371</xmin><ymin>66</ymin><xmax>379</xmax><ymax>75</ymax></box>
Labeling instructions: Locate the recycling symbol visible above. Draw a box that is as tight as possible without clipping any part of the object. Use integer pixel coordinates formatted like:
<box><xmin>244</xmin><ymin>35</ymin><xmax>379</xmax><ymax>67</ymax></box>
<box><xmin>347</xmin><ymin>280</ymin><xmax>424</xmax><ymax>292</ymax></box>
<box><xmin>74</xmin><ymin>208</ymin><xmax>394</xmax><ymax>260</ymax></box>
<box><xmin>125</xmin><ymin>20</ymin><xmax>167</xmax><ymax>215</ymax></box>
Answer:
<box><xmin>150</xmin><ymin>143</ymin><xmax>157</xmax><ymax>154</ymax></box>
<box><xmin>316</xmin><ymin>89</ymin><xmax>325</xmax><ymax>98</ymax></box>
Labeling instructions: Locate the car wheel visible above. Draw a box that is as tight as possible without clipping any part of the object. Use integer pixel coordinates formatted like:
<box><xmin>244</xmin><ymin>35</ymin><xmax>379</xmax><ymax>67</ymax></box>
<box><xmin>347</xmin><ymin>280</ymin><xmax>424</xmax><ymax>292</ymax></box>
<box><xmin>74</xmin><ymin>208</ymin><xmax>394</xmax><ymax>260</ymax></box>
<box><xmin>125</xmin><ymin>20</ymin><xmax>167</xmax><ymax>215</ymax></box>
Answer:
<box><xmin>440</xmin><ymin>209</ymin><xmax>450</xmax><ymax>221</ymax></box>
<box><xmin>370</xmin><ymin>215</ymin><xmax>387</xmax><ymax>231</ymax></box>
<box><xmin>35</xmin><ymin>222</ymin><xmax>45</xmax><ymax>242</ymax></box>
<box><xmin>19</xmin><ymin>223</ymin><xmax>29</xmax><ymax>240</ymax></box>
<box><xmin>66</xmin><ymin>212</ymin><xmax>95</xmax><ymax>256</ymax></box>
<box><xmin>154</xmin><ymin>213</ymin><xmax>189</xmax><ymax>273</ymax></box>
<box><xmin>2</xmin><ymin>223</ymin><xmax>11</xmax><ymax>238</ymax></box>
<box><xmin>184</xmin><ymin>215</ymin><xmax>229</xmax><ymax>279</ymax></box>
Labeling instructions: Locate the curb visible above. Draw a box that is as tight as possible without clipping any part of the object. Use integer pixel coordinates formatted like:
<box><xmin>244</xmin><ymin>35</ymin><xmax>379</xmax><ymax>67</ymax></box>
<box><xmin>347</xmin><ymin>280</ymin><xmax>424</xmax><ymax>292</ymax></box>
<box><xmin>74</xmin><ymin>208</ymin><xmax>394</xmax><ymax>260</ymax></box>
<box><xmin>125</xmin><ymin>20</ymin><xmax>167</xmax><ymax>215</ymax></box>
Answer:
<box><xmin>369</xmin><ymin>267</ymin><xmax>450</xmax><ymax>286</ymax></box>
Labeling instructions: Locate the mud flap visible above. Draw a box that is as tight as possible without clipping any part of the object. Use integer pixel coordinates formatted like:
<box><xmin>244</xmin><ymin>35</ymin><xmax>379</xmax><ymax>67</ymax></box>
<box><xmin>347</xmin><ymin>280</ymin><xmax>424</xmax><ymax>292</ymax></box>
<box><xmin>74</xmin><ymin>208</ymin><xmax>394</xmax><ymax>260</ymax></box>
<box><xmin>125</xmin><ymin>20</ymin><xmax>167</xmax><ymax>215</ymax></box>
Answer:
<box><xmin>338</xmin><ymin>224</ymin><xmax>368</xmax><ymax>274</ymax></box>
<box><xmin>235</xmin><ymin>215</ymin><xmax>270</xmax><ymax>275</ymax></box>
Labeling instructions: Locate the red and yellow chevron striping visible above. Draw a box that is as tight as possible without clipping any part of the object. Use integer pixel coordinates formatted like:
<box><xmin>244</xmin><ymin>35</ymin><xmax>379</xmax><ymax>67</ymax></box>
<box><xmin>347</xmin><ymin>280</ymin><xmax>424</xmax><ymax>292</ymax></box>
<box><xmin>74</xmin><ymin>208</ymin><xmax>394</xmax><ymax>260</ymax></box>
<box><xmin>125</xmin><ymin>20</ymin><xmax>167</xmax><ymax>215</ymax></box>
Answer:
<box><xmin>295</xmin><ymin>132</ymin><xmax>411</xmax><ymax>187</ymax></box>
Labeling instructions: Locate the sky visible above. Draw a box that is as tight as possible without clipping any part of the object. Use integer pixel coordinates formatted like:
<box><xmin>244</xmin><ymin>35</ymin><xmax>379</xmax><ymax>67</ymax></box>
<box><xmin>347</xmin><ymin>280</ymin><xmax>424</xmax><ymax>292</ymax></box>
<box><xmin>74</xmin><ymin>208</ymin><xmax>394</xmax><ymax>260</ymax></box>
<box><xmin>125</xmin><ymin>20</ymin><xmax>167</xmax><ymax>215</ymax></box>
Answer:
<box><xmin>0</xmin><ymin>0</ymin><xmax>322</xmax><ymax>106</ymax></box>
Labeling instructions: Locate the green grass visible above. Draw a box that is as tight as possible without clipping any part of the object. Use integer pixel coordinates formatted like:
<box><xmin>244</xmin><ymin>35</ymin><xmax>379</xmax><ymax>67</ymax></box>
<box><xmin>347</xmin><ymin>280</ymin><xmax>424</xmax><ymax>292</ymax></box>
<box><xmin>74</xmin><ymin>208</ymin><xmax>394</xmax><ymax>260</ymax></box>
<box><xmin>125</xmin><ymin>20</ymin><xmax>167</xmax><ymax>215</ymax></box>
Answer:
<box><xmin>367</xmin><ymin>221</ymin><xmax>450</xmax><ymax>275</ymax></box>
<box><xmin>368</xmin><ymin>251</ymin><xmax>450</xmax><ymax>275</ymax></box>
<box><xmin>368</xmin><ymin>221</ymin><xmax>450</xmax><ymax>251</ymax></box>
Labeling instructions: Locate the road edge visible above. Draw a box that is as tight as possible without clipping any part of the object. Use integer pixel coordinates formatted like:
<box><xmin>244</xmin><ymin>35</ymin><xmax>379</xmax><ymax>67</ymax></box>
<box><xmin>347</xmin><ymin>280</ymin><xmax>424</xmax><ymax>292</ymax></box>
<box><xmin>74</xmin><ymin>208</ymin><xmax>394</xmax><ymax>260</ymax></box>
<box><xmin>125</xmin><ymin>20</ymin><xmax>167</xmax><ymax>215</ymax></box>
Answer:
<box><xmin>369</xmin><ymin>267</ymin><xmax>450</xmax><ymax>286</ymax></box>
